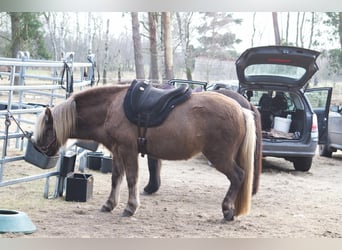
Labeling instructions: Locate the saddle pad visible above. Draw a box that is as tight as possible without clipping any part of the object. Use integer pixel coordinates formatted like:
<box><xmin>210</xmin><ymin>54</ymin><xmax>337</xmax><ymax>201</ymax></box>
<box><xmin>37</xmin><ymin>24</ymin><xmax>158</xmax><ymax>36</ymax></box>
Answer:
<box><xmin>123</xmin><ymin>80</ymin><xmax>192</xmax><ymax>127</ymax></box>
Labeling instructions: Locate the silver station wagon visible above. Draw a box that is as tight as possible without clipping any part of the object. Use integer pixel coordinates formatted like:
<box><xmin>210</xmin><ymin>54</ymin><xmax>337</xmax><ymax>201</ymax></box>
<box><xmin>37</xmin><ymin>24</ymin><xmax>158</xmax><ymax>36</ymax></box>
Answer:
<box><xmin>236</xmin><ymin>45</ymin><xmax>332</xmax><ymax>171</ymax></box>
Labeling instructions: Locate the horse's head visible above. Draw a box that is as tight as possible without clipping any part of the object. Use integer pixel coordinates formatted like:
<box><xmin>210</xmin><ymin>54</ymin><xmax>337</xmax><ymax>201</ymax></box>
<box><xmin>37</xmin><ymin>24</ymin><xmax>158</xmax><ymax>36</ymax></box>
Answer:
<box><xmin>34</xmin><ymin>108</ymin><xmax>61</xmax><ymax>156</ymax></box>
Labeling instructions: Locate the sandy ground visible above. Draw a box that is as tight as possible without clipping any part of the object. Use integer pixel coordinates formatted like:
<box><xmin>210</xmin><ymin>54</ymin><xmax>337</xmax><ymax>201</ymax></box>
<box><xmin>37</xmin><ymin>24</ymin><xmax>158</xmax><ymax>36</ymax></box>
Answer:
<box><xmin>0</xmin><ymin>148</ymin><xmax>342</xmax><ymax>238</ymax></box>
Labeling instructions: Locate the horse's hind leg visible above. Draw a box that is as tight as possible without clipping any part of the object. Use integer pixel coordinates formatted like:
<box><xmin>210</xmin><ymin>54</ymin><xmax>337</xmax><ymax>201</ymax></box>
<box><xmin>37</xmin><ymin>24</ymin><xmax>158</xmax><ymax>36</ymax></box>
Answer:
<box><xmin>143</xmin><ymin>156</ymin><xmax>161</xmax><ymax>195</ymax></box>
<box><xmin>211</xmin><ymin>159</ymin><xmax>244</xmax><ymax>221</ymax></box>
<box><xmin>101</xmin><ymin>158</ymin><xmax>124</xmax><ymax>212</ymax></box>
<box><xmin>221</xmin><ymin>162</ymin><xmax>245</xmax><ymax>221</ymax></box>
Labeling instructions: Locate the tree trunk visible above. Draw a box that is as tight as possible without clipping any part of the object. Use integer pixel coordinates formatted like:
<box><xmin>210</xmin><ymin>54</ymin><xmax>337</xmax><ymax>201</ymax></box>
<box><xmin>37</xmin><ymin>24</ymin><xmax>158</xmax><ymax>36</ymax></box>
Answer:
<box><xmin>59</xmin><ymin>13</ymin><xmax>66</xmax><ymax>59</ymax></box>
<box><xmin>162</xmin><ymin>12</ymin><xmax>174</xmax><ymax>80</ymax></box>
<box><xmin>339</xmin><ymin>12</ymin><xmax>342</xmax><ymax>49</ymax></box>
<box><xmin>131</xmin><ymin>12</ymin><xmax>145</xmax><ymax>80</ymax></box>
<box><xmin>272</xmin><ymin>12</ymin><xmax>281</xmax><ymax>45</ymax></box>
<box><xmin>295</xmin><ymin>12</ymin><xmax>300</xmax><ymax>46</ymax></box>
<box><xmin>103</xmin><ymin>19</ymin><xmax>110</xmax><ymax>84</ymax></box>
<box><xmin>299</xmin><ymin>12</ymin><xmax>306</xmax><ymax>47</ymax></box>
<box><xmin>43</xmin><ymin>12</ymin><xmax>58</xmax><ymax>61</ymax></box>
<box><xmin>251</xmin><ymin>12</ymin><xmax>256</xmax><ymax>47</ymax></box>
<box><xmin>308</xmin><ymin>12</ymin><xmax>315</xmax><ymax>48</ymax></box>
<box><xmin>9</xmin><ymin>12</ymin><xmax>21</xmax><ymax>86</ymax></box>
<box><xmin>185</xmin><ymin>32</ymin><xmax>193</xmax><ymax>80</ymax></box>
<box><xmin>148</xmin><ymin>12</ymin><xmax>159</xmax><ymax>83</ymax></box>
<box><xmin>285</xmin><ymin>12</ymin><xmax>290</xmax><ymax>45</ymax></box>
<box><xmin>9</xmin><ymin>12</ymin><xmax>21</xmax><ymax>58</ymax></box>
<box><xmin>87</xmin><ymin>12</ymin><xmax>92</xmax><ymax>53</ymax></box>
<box><xmin>176</xmin><ymin>12</ymin><xmax>193</xmax><ymax>80</ymax></box>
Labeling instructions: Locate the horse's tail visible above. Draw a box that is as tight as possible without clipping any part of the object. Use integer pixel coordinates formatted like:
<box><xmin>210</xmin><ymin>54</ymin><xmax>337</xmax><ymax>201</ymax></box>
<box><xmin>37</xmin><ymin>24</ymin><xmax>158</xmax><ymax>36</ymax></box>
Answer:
<box><xmin>235</xmin><ymin>108</ymin><xmax>256</xmax><ymax>216</ymax></box>
<box><xmin>250</xmin><ymin>104</ymin><xmax>262</xmax><ymax>195</ymax></box>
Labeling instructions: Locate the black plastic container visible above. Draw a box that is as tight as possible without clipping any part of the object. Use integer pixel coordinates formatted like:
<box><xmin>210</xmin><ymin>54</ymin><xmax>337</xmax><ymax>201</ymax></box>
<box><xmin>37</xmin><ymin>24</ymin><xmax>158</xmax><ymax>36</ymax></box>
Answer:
<box><xmin>60</xmin><ymin>152</ymin><xmax>76</xmax><ymax>177</ymax></box>
<box><xmin>65</xmin><ymin>173</ymin><xmax>93</xmax><ymax>202</ymax></box>
<box><xmin>24</xmin><ymin>139</ymin><xmax>59</xmax><ymax>169</ymax></box>
<box><xmin>100</xmin><ymin>156</ymin><xmax>113</xmax><ymax>173</ymax></box>
<box><xmin>87</xmin><ymin>152</ymin><xmax>103</xmax><ymax>170</ymax></box>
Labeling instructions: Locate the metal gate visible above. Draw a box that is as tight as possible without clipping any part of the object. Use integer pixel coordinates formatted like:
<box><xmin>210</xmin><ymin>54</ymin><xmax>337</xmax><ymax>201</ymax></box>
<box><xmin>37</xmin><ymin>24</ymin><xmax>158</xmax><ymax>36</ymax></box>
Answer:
<box><xmin>0</xmin><ymin>51</ymin><xmax>96</xmax><ymax>198</ymax></box>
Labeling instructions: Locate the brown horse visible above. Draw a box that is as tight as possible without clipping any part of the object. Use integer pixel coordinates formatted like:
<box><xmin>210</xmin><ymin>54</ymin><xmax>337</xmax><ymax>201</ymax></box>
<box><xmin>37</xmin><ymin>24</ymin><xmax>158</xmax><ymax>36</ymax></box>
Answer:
<box><xmin>34</xmin><ymin>83</ymin><xmax>256</xmax><ymax>221</ymax></box>
<box><xmin>144</xmin><ymin>88</ymin><xmax>263</xmax><ymax>196</ymax></box>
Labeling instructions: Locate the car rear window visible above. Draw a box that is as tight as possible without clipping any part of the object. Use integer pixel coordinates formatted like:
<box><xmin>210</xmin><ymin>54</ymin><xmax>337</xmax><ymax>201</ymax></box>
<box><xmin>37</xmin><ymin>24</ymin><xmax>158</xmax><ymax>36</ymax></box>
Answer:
<box><xmin>244</xmin><ymin>64</ymin><xmax>306</xmax><ymax>81</ymax></box>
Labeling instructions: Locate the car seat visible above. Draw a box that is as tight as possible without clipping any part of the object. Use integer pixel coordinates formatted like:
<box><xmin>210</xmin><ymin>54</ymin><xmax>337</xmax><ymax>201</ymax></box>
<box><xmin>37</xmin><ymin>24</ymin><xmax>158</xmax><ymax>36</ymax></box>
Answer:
<box><xmin>259</xmin><ymin>93</ymin><xmax>273</xmax><ymax>130</ymax></box>
<box><xmin>271</xmin><ymin>92</ymin><xmax>288</xmax><ymax>116</ymax></box>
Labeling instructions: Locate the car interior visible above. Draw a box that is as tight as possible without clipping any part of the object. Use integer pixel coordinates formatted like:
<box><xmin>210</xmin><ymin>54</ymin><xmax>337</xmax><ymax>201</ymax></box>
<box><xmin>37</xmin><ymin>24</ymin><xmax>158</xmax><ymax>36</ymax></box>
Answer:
<box><xmin>242</xmin><ymin>90</ymin><xmax>306</xmax><ymax>140</ymax></box>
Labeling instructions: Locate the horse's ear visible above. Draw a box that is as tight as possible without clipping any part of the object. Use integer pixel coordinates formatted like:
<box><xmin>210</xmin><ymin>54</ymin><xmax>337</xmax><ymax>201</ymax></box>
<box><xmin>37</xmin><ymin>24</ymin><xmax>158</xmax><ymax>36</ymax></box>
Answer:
<box><xmin>44</xmin><ymin>108</ymin><xmax>53</xmax><ymax>124</ymax></box>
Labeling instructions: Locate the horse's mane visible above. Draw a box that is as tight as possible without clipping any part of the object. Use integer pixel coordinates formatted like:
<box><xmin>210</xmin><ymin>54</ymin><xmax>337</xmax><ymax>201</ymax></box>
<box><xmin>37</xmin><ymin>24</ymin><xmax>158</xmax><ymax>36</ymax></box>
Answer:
<box><xmin>35</xmin><ymin>85</ymin><xmax>130</xmax><ymax>145</ymax></box>
<box><xmin>35</xmin><ymin>97</ymin><xmax>77</xmax><ymax>146</ymax></box>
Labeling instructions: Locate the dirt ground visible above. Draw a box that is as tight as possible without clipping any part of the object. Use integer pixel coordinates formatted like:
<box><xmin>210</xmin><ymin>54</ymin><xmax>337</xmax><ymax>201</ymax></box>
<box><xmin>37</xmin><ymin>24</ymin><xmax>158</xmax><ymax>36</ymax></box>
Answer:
<box><xmin>0</xmin><ymin>147</ymin><xmax>342</xmax><ymax>238</ymax></box>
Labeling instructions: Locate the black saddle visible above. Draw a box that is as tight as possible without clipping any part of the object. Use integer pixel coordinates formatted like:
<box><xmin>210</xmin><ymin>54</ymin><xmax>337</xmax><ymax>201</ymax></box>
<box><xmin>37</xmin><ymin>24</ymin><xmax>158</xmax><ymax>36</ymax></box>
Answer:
<box><xmin>124</xmin><ymin>80</ymin><xmax>192</xmax><ymax>127</ymax></box>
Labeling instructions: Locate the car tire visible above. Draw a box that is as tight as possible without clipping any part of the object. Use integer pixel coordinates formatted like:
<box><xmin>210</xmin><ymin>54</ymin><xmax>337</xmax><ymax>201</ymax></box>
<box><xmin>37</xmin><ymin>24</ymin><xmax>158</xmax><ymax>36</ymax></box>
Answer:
<box><xmin>319</xmin><ymin>144</ymin><xmax>333</xmax><ymax>158</ymax></box>
<box><xmin>293</xmin><ymin>157</ymin><xmax>312</xmax><ymax>172</ymax></box>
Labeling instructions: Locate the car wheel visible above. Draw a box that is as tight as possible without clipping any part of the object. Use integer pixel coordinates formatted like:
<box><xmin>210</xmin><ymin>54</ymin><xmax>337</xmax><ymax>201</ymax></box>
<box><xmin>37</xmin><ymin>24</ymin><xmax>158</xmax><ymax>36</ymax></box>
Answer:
<box><xmin>319</xmin><ymin>144</ymin><xmax>333</xmax><ymax>158</ymax></box>
<box><xmin>293</xmin><ymin>157</ymin><xmax>312</xmax><ymax>172</ymax></box>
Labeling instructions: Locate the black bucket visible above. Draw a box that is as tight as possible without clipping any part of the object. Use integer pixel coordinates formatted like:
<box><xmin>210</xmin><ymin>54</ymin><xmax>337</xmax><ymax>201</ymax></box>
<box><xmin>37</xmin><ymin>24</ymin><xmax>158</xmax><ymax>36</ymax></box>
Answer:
<box><xmin>87</xmin><ymin>152</ymin><xmax>103</xmax><ymax>170</ymax></box>
<box><xmin>100</xmin><ymin>156</ymin><xmax>113</xmax><ymax>173</ymax></box>
<box><xmin>60</xmin><ymin>152</ymin><xmax>76</xmax><ymax>177</ymax></box>
<box><xmin>24</xmin><ymin>139</ymin><xmax>59</xmax><ymax>169</ymax></box>
<box><xmin>65</xmin><ymin>173</ymin><xmax>93</xmax><ymax>202</ymax></box>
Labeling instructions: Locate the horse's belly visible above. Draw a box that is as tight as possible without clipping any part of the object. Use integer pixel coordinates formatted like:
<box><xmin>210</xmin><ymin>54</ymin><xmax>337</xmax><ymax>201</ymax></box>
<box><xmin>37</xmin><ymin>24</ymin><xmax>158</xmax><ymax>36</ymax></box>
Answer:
<box><xmin>147</xmin><ymin>134</ymin><xmax>203</xmax><ymax>160</ymax></box>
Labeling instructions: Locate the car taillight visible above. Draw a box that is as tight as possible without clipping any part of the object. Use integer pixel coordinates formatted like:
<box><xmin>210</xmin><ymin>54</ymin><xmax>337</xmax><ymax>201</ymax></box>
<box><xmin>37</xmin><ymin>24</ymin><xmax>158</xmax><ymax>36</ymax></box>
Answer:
<box><xmin>311</xmin><ymin>113</ymin><xmax>318</xmax><ymax>141</ymax></box>
<box><xmin>312</xmin><ymin>113</ymin><xmax>318</xmax><ymax>132</ymax></box>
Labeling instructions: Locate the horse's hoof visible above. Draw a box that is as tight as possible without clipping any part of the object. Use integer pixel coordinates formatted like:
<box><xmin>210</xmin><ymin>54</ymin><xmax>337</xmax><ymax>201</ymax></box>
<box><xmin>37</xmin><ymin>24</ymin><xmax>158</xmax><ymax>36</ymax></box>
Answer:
<box><xmin>143</xmin><ymin>189</ymin><xmax>153</xmax><ymax>195</ymax></box>
<box><xmin>142</xmin><ymin>191</ymin><xmax>151</xmax><ymax>196</ymax></box>
<box><xmin>120</xmin><ymin>209</ymin><xmax>133</xmax><ymax>217</ymax></box>
<box><xmin>223</xmin><ymin>210</ymin><xmax>235</xmax><ymax>221</ymax></box>
<box><xmin>100</xmin><ymin>205</ymin><xmax>112</xmax><ymax>212</ymax></box>
<box><xmin>143</xmin><ymin>185</ymin><xmax>159</xmax><ymax>195</ymax></box>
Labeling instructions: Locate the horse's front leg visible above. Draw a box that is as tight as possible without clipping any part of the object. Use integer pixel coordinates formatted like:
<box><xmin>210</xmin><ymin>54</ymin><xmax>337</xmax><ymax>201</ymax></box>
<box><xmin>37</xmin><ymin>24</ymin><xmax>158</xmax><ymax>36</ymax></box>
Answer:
<box><xmin>101</xmin><ymin>158</ymin><xmax>124</xmax><ymax>212</ymax></box>
<box><xmin>121</xmin><ymin>154</ymin><xmax>140</xmax><ymax>217</ymax></box>
<box><xmin>143</xmin><ymin>156</ymin><xmax>162</xmax><ymax>195</ymax></box>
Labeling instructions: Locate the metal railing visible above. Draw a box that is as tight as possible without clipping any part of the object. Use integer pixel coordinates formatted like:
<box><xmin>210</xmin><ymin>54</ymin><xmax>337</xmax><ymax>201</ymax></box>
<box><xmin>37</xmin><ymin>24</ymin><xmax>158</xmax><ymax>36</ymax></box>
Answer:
<box><xmin>0</xmin><ymin>51</ymin><xmax>96</xmax><ymax>198</ymax></box>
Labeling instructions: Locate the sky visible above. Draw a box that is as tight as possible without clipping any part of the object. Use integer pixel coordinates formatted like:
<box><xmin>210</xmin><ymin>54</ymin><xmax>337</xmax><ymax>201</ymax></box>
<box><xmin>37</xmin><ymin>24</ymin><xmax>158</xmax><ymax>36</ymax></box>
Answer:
<box><xmin>40</xmin><ymin>12</ymin><xmax>339</xmax><ymax>56</ymax></box>
<box><xmin>99</xmin><ymin>12</ymin><xmax>339</xmax><ymax>54</ymax></box>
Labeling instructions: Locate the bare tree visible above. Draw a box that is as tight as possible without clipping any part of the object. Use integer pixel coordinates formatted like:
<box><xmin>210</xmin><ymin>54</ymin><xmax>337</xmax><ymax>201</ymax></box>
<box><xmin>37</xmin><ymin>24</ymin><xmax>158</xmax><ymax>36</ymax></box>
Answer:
<box><xmin>148</xmin><ymin>12</ymin><xmax>159</xmax><ymax>82</ymax></box>
<box><xmin>9</xmin><ymin>12</ymin><xmax>21</xmax><ymax>58</ymax></box>
<box><xmin>59</xmin><ymin>13</ymin><xmax>68</xmax><ymax>59</ymax></box>
<box><xmin>251</xmin><ymin>12</ymin><xmax>256</xmax><ymax>47</ymax></box>
<box><xmin>285</xmin><ymin>12</ymin><xmax>290</xmax><ymax>45</ymax></box>
<box><xmin>43</xmin><ymin>12</ymin><xmax>58</xmax><ymax>60</ymax></box>
<box><xmin>87</xmin><ymin>12</ymin><xmax>92</xmax><ymax>53</ymax></box>
<box><xmin>131</xmin><ymin>12</ymin><xmax>145</xmax><ymax>80</ymax></box>
<box><xmin>103</xmin><ymin>18</ymin><xmax>110</xmax><ymax>84</ymax></box>
<box><xmin>338</xmin><ymin>12</ymin><xmax>342</xmax><ymax>49</ymax></box>
<box><xmin>162</xmin><ymin>12</ymin><xmax>174</xmax><ymax>80</ymax></box>
<box><xmin>295</xmin><ymin>12</ymin><xmax>300</xmax><ymax>46</ymax></box>
<box><xmin>176</xmin><ymin>12</ymin><xmax>194</xmax><ymax>80</ymax></box>
<box><xmin>299</xmin><ymin>12</ymin><xmax>306</xmax><ymax>47</ymax></box>
<box><xmin>272</xmin><ymin>12</ymin><xmax>281</xmax><ymax>45</ymax></box>
<box><xmin>308</xmin><ymin>12</ymin><xmax>315</xmax><ymax>48</ymax></box>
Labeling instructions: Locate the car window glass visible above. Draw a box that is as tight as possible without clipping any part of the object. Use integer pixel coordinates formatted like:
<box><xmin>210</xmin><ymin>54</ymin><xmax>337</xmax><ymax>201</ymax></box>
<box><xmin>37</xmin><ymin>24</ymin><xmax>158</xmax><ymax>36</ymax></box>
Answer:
<box><xmin>244</xmin><ymin>64</ymin><xmax>306</xmax><ymax>81</ymax></box>
<box><xmin>305</xmin><ymin>90</ymin><xmax>329</xmax><ymax>110</ymax></box>
<box><xmin>246</xmin><ymin>90</ymin><xmax>296</xmax><ymax>112</ymax></box>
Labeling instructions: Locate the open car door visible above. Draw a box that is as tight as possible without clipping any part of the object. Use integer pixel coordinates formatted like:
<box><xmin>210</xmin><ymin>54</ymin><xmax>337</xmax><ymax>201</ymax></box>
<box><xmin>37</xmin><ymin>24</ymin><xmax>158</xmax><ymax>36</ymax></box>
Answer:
<box><xmin>305</xmin><ymin>87</ymin><xmax>332</xmax><ymax>144</ymax></box>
